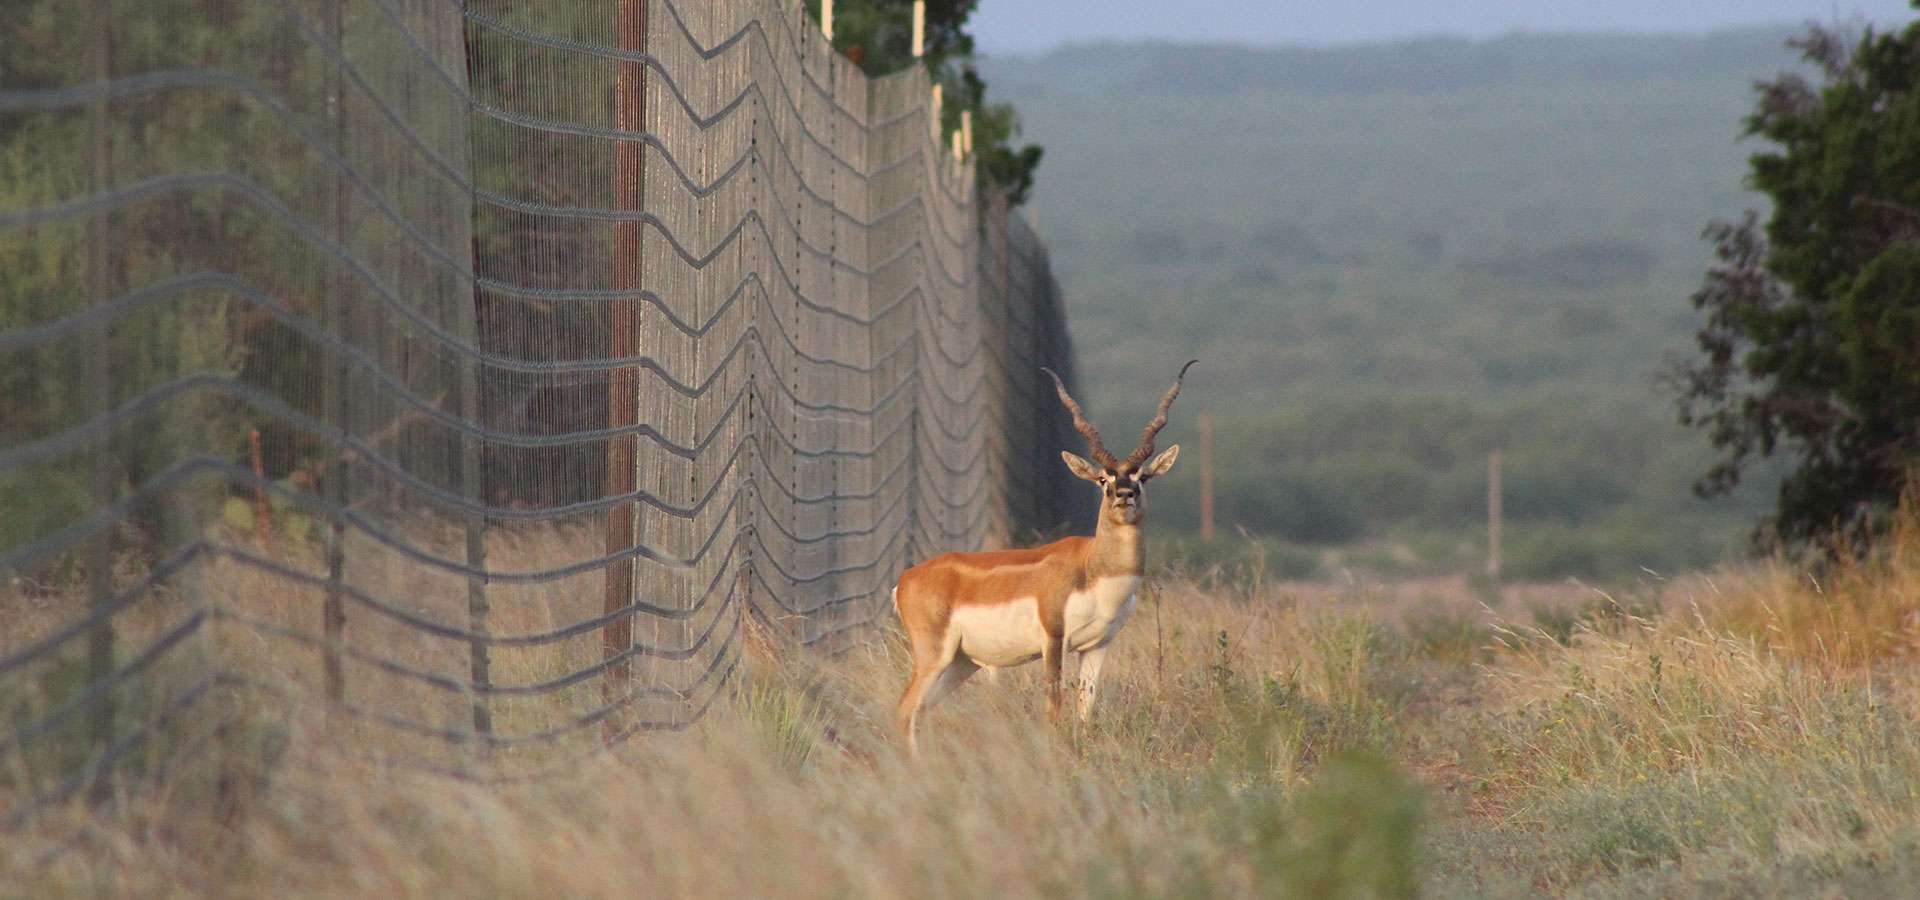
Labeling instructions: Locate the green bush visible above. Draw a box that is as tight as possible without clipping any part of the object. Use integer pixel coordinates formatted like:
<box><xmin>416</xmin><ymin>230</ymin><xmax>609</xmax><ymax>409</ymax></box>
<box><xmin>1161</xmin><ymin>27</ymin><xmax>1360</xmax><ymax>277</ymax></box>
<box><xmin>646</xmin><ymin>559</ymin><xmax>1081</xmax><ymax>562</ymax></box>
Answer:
<box><xmin>1279</xmin><ymin>753</ymin><xmax>1425</xmax><ymax>899</ymax></box>
<box><xmin>1211</xmin><ymin>752</ymin><xmax>1426</xmax><ymax>899</ymax></box>
<box><xmin>0</xmin><ymin>467</ymin><xmax>89</xmax><ymax>569</ymax></box>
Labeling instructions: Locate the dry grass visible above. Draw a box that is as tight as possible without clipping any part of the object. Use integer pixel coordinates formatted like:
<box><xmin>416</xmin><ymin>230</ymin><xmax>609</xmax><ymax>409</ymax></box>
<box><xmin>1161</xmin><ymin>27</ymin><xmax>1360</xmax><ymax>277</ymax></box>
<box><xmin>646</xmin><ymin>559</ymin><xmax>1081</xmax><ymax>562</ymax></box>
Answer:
<box><xmin>1697</xmin><ymin>506</ymin><xmax>1920</xmax><ymax>670</ymax></box>
<box><xmin>11</xmin><ymin>511</ymin><xmax>1920</xmax><ymax>896</ymax></box>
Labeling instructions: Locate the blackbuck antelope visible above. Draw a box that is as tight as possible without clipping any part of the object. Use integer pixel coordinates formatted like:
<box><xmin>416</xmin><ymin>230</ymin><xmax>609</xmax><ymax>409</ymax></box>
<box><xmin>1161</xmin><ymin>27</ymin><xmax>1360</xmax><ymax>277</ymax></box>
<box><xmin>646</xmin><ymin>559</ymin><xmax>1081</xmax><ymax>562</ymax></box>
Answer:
<box><xmin>891</xmin><ymin>360</ymin><xmax>1198</xmax><ymax>752</ymax></box>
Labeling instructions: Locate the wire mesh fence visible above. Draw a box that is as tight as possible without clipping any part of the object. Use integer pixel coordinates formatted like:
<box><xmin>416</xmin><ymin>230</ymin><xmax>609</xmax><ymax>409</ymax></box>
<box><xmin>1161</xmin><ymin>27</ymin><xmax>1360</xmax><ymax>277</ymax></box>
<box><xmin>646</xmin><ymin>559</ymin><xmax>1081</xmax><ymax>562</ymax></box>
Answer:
<box><xmin>0</xmin><ymin>0</ymin><xmax>1079</xmax><ymax>821</ymax></box>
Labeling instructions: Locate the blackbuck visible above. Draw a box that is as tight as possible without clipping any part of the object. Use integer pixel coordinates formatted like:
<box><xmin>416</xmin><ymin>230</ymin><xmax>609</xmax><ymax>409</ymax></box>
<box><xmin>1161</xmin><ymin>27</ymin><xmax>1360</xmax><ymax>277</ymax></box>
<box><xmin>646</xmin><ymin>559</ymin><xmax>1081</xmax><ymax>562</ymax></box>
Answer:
<box><xmin>891</xmin><ymin>360</ymin><xmax>1198</xmax><ymax>751</ymax></box>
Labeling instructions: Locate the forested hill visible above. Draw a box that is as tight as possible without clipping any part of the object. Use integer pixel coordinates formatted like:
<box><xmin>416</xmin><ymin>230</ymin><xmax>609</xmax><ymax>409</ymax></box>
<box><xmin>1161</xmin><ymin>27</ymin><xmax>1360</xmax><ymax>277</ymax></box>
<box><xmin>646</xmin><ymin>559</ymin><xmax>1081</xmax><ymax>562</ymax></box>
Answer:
<box><xmin>979</xmin><ymin>28</ymin><xmax>1821</xmax><ymax>579</ymax></box>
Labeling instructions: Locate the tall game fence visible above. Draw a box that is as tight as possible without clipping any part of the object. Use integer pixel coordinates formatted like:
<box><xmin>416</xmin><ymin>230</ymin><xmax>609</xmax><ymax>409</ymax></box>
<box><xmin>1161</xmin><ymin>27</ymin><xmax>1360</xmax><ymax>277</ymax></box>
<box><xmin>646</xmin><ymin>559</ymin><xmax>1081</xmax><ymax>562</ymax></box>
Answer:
<box><xmin>0</xmin><ymin>0</ymin><xmax>1080</xmax><ymax>821</ymax></box>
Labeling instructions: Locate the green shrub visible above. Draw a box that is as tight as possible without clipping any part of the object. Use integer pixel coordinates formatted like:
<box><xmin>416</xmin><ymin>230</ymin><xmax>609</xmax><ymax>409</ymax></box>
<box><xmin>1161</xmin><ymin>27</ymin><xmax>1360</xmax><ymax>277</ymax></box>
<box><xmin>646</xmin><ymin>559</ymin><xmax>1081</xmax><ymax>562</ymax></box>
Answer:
<box><xmin>1212</xmin><ymin>752</ymin><xmax>1426</xmax><ymax>899</ymax></box>
<box><xmin>731</xmin><ymin>674</ymin><xmax>829</xmax><ymax>775</ymax></box>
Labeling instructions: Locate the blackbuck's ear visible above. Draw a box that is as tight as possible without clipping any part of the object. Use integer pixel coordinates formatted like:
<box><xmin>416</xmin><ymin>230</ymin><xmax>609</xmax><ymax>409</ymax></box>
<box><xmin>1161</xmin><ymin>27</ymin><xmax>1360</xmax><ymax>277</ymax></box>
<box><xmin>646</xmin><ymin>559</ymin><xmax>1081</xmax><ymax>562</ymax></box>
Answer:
<box><xmin>1140</xmin><ymin>445</ymin><xmax>1181</xmax><ymax>481</ymax></box>
<box><xmin>1060</xmin><ymin>451</ymin><xmax>1103</xmax><ymax>482</ymax></box>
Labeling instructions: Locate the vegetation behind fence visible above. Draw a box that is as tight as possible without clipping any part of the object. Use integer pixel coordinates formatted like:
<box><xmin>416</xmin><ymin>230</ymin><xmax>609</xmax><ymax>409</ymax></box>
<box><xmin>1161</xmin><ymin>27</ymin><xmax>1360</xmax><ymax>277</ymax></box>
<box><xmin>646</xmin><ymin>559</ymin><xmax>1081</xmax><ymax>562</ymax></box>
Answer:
<box><xmin>0</xmin><ymin>0</ymin><xmax>1078</xmax><ymax>818</ymax></box>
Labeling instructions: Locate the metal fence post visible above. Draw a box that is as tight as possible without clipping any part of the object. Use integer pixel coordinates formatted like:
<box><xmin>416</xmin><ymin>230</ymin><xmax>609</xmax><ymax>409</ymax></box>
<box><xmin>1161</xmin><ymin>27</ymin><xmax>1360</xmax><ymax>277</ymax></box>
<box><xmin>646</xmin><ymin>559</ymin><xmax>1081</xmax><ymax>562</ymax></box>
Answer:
<box><xmin>443</xmin><ymin>0</ymin><xmax>493</xmax><ymax>754</ymax></box>
<box><xmin>320</xmin><ymin>0</ymin><xmax>351</xmax><ymax>711</ymax></box>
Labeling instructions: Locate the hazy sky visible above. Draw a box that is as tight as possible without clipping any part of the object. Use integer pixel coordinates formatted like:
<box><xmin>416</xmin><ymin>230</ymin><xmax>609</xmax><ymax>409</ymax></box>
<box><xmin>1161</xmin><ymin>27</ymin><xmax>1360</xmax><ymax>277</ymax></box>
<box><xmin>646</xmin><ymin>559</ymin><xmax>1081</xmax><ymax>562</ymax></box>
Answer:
<box><xmin>972</xmin><ymin>1</ymin><xmax>1917</xmax><ymax>54</ymax></box>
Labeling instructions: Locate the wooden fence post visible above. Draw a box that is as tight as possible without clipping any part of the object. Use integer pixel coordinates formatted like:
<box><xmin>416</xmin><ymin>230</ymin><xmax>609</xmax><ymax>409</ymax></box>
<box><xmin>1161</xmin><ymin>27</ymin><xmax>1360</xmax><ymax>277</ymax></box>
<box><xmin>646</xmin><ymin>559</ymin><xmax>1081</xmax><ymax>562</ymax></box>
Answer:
<box><xmin>84</xmin><ymin>1</ymin><xmax>116</xmax><ymax>795</ymax></box>
<box><xmin>603</xmin><ymin>0</ymin><xmax>649</xmax><ymax>741</ymax></box>
<box><xmin>1198</xmin><ymin>409</ymin><xmax>1215</xmax><ymax>541</ymax></box>
<box><xmin>911</xmin><ymin>1</ymin><xmax>925</xmax><ymax>58</ymax></box>
<box><xmin>249</xmin><ymin>430</ymin><xmax>273</xmax><ymax>553</ymax></box>
<box><xmin>1487</xmin><ymin>448</ymin><xmax>1502</xmax><ymax>579</ymax></box>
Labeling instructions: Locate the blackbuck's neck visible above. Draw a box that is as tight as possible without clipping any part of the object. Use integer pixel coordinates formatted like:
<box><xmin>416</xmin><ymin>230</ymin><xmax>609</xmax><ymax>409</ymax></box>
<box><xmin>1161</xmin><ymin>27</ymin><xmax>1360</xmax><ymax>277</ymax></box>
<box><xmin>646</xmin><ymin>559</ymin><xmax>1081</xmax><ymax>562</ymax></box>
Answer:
<box><xmin>1089</xmin><ymin>518</ymin><xmax>1145</xmax><ymax>578</ymax></box>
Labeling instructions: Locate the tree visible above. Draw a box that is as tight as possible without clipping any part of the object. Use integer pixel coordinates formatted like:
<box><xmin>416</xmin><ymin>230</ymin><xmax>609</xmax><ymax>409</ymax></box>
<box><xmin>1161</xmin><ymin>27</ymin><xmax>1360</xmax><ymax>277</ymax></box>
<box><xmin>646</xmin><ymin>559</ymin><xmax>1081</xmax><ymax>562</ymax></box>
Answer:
<box><xmin>814</xmin><ymin>0</ymin><xmax>1043</xmax><ymax>203</ymax></box>
<box><xmin>1674</xmin><ymin>8</ymin><xmax>1920</xmax><ymax>550</ymax></box>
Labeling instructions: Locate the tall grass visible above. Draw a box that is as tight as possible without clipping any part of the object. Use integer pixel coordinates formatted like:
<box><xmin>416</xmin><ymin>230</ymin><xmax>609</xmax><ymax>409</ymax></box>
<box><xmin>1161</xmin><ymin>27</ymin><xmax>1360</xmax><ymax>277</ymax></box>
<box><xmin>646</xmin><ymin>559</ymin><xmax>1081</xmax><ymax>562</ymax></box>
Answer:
<box><xmin>14</xmin><ymin>509</ymin><xmax>1920</xmax><ymax>896</ymax></box>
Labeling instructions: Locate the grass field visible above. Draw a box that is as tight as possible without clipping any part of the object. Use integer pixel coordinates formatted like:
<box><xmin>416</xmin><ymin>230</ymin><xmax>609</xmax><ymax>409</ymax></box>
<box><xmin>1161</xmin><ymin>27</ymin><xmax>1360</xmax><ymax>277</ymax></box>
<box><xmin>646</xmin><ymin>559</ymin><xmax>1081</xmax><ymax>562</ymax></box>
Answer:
<box><xmin>9</xmin><ymin>507</ymin><xmax>1920</xmax><ymax>897</ymax></box>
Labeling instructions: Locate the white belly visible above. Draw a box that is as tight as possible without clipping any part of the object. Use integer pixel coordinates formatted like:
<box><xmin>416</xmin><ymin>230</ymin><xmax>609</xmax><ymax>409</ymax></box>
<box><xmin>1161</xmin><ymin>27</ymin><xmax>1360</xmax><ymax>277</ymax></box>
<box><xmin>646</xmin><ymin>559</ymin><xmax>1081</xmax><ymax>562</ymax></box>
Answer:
<box><xmin>1064</xmin><ymin>575</ymin><xmax>1142</xmax><ymax>652</ymax></box>
<box><xmin>951</xmin><ymin>597</ymin><xmax>1045</xmax><ymax>667</ymax></box>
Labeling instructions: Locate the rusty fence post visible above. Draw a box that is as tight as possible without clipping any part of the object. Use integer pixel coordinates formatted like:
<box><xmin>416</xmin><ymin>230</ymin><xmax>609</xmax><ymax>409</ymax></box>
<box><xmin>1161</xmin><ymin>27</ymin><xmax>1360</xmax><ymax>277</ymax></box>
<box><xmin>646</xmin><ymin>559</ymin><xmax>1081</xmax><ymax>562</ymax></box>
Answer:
<box><xmin>603</xmin><ymin>0</ymin><xmax>649</xmax><ymax>742</ymax></box>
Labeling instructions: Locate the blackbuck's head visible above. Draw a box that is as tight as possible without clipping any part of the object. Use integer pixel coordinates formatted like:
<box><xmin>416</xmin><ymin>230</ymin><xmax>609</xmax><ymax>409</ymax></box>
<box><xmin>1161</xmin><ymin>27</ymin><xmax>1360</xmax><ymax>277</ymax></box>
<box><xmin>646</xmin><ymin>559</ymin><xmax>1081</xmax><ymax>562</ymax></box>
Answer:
<box><xmin>1042</xmin><ymin>361</ymin><xmax>1197</xmax><ymax>527</ymax></box>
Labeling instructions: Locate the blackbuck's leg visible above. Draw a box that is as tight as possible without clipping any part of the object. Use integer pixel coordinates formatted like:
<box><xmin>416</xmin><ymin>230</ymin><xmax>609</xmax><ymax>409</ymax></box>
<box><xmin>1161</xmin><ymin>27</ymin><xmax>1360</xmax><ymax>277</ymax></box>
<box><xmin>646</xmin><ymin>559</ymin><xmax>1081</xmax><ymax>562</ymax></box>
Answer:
<box><xmin>921</xmin><ymin>655</ymin><xmax>979</xmax><ymax>710</ymax></box>
<box><xmin>897</xmin><ymin>620</ymin><xmax>961</xmax><ymax>756</ymax></box>
<box><xmin>1075</xmin><ymin>645</ymin><xmax>1108</xmax><ymax>723</ymax></box>
<box><xmin>896</xmin><ymin>667</ymin><xmax>934</xmax><ymax>755</ymax></box>
<box><xmin>1038</xmin><ymin>602</ymin><xmax>1068</xmax><ymax>724</ymax></box>
<box><xmin>1042</xmin><ymin>634</ymin><xmax>1065</xmax><ymax>724</ymax></box>
<box><xmin>1062</xmin><ymin>651</ymin><xmax>1082</xmax><ymax>712</ymax></box>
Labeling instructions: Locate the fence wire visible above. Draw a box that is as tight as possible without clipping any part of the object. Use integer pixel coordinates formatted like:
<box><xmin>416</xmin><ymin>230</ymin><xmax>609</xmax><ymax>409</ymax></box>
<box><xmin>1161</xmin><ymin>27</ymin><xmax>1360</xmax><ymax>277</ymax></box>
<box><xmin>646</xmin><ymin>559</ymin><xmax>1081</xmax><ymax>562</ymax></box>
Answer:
<box><xmin>0</xmin><ymin>0</ymin><xmax>1080</xmax><ymax>820</ymax></box>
